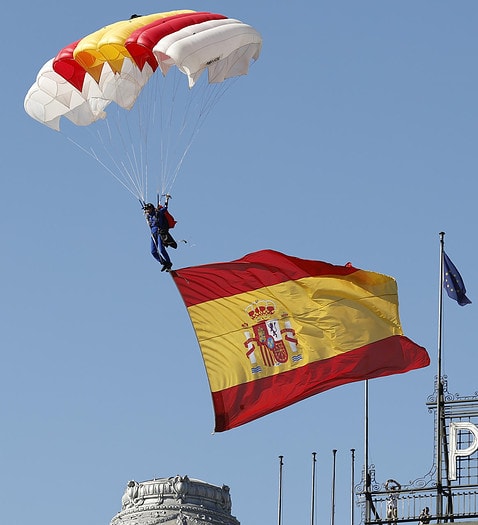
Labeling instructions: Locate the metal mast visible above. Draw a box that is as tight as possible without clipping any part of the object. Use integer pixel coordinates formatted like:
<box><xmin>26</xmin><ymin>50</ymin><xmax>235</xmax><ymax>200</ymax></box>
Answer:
<box><xmin>436</xmin><ymin>232</ymin><xmax>445</xmax><ymax>522</ymax></box>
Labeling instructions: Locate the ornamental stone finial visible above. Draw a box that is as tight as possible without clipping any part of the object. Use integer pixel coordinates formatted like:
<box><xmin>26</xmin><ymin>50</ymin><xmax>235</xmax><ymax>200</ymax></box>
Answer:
<box><xmin>121</xmin><ymin>480</ymin><xmax>142</xmax><ymax>509</ymax></box>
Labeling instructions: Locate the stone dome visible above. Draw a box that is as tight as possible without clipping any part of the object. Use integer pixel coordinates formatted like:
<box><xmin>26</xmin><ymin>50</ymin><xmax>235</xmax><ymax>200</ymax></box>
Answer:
<box><xmin>110</xmin><ymin>475</ymin><xmax>240</xmax><ymax>525</ymax></box>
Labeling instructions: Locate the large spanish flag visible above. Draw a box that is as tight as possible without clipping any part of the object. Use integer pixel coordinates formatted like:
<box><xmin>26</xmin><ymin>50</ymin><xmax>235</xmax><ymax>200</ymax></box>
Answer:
<box><xmin>172</xmin><ymin>250</ymin><xmax>429</xmax><ymax>432</ymax></box>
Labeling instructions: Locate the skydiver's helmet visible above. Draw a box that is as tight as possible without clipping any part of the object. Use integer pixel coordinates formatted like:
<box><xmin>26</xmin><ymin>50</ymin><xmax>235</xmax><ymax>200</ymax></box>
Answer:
<box><xmin>144</xmin><ymin>203</ymin><xmax>155</xmax><ymax>213</ymax></box>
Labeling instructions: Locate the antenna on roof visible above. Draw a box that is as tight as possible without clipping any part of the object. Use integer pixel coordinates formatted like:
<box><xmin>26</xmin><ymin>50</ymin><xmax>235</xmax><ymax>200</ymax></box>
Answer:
<box><xmin>310</xmin><ymin>452</ymin><xmax>317</xmax><ymax>525</ymax></box>
<box><xmin>350</xmin><ymin>449</ymin><xmax>356</xmax><ymax>525</ymax></box>
<box><xmin>331</xmin><ymin>449</ymin><xmax>337</xmax><ymax>525</ymax></box>
<box><xmin>277</xmin><ymin>455</ymin><xmax>284</xmax><ymax>525</ymax></box>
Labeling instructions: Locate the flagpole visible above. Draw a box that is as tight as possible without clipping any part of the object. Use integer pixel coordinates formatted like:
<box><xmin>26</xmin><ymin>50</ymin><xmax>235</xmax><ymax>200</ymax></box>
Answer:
<box><xmin>436</xmin><ymin>231</ymin><xmax>445</xmax><ymax>522</ymax></box>
<box><xmin>331</xmin><ymin>449</ymin><xmax>337</xmax><ymax>525</ymax></box>
<box><xmin>351</xmin><ymin>448</ymin><xmax>355</xmax><ymax>525</ymax></box>
<box><xmin>311</xmin><ymin>452</ymin><xmax>317</xmax><ymax>525</ymax></box>
<box><xmin>364</xmin><ymin>380</ymin><xmax>371</xmax><ymax>523</ymax></box>
<box><xmin>278</xmin><ymin>455</ymin><xmax>284</xmax><ymax>525</ymax></box>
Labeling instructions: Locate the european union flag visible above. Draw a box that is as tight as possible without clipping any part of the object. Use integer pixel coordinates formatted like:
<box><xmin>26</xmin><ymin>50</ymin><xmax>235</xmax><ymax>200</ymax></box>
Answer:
<box><xmin>443</xmin><ymin>252</ymin><xmax>471</xmax><ymax>306</ymax></box>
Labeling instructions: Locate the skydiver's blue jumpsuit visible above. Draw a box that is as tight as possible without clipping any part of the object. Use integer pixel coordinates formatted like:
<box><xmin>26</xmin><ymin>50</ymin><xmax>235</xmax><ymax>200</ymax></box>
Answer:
<box><xmin>146</xmin><ymin>206</ymin><xmax>172</xmax><ymax>269</ymax></box>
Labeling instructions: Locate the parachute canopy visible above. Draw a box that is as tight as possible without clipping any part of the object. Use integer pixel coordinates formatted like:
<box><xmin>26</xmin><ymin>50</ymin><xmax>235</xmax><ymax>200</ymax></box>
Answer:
<box><xmin>24</xmin><ymin>11</ymin><xmax>262</xmax><ymax>202</ymax></box>
<box><xmin>25</xmin><ymin>11</ymin><xmax>262</xmax><ymax>131</ymax></box>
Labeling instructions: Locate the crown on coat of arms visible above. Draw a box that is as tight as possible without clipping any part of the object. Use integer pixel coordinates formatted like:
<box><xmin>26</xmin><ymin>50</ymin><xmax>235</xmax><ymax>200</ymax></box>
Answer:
<box><xmin>245</xmin><ymin>300</ymin><xmax>276</xmax><ymax>321</ymax></box>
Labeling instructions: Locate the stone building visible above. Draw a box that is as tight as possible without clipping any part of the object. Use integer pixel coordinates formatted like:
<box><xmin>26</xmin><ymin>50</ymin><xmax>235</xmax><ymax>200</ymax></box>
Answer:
<box><xmin>110</xmin><ymin>475</ymin><xmax>240</xmax><ymax>525</ymax></box>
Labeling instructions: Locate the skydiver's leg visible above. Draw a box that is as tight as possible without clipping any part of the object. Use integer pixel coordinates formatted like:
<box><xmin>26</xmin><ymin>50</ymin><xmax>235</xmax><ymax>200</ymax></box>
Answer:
<box><xmin>158</xmin><ymin>238</ymin><xmax>171</xmax><ymax>265</ymax></box>
<box><xmin>150</xmin><ymin>232</ymin><xmax>165</xmax><ymax>264</ymax></box>
<box><xmin>158</xmin><ymin>238</ymin><xmax>172</xmax><ymax>271</ymax></box>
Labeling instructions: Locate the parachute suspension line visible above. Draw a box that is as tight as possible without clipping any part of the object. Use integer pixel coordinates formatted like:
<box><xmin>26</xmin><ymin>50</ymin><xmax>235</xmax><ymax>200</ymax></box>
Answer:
<box><xmin>61</xmin><ymin>54</ymin><xmax>256</xmax><ymax>204</ymax></box>
<box><xmin>162</xmin><ymin>77</ymin><xmax>238</xmax><ymax>195</ymax></box>
<box><xmin>163</xmin><ymin>46</ymin><xmax>260</xmax><ymax>192</ymax></box>
<box><xmin>101</xmin><ymin>118</ymin><xmax>144</xmax><ymax>201</ymax></box>
<box><xmin>165</xmin><ymin>128</ymin><xmax>199</xmax><ymax>194</ymax></box>
<box><xmin>158</xmin><ymin>70</ymin><xmax>182</xmax><ymax>197</ymax></box>
<box><xmin>65</xmin><ymin>135</ymin><xmax>142</xmax><ymax>200</ymax></box>
<box><xmin>63</xmin><ymin>104</ymin><xmax>148</xmax><ymax>202</ymax></box>
<box><xmin>154</xmin><ymin>70</ymin><xmax>239</xmax><ymax>196</ymax></box>
<box><xmin>135</xmin><ymin>72</ymin><xmax>161</xmax><ymax>202</ymax></box>
<box><xmin>164</xmin><ymin>75</ymin><xmax>200</xmax><ymax>192</ymax></box>
<box><xmin>104</xmin><ymin>103</ymin><xmax>148</xmax><ymax>201</ymax></box>
<box><xmin>157</xmin><ymin>70</ymin><xmax>189</xmax><ymax>196</ymax></box>
<box><xmin>139</xmin><ymin>85</ymin><xmax>156</xmax><ymax>203</ymax></box>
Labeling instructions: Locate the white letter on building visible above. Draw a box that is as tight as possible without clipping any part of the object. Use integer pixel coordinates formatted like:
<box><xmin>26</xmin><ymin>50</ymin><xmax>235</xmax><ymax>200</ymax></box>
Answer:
<box><xmin>449</xmin><ymin>422</ymin><xmax>478</xmax><ymax>480</ymax></box>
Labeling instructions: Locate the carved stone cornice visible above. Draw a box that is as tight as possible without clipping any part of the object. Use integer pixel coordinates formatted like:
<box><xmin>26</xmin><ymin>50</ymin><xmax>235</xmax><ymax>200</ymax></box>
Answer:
<box><xmin>110</xmin><ymin>476</ymin><xmax>240</xmax><ymax>525</ymax></box>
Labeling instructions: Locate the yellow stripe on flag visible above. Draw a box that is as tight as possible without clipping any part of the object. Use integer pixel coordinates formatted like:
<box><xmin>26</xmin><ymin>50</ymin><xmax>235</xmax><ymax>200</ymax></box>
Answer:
<box><xmin>187</xmin><ymin>271</ymin><xmax>403</xmax><ymax>392</ymax></box>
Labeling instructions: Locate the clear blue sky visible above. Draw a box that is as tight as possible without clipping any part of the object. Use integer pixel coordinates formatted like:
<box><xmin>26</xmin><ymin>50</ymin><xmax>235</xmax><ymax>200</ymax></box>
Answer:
<box><xmin>2</xmin><ymin>2</ymin><xmax>477</xmax><ymax>524</ymax></box>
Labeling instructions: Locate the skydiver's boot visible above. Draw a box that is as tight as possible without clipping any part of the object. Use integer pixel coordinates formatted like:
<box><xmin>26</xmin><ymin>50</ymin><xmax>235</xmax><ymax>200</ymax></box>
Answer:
<box><xmin>161</xmin><ymin>261</ymin><xmax>173</xmax><ymax>272</ymax></box>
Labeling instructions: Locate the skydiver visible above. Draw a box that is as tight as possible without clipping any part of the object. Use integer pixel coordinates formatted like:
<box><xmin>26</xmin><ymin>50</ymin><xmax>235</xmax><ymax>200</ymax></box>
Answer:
<box><xmin>143</xmin><ymin>195</ymin><xmax>177</xmax><ymax>272</ymax></box>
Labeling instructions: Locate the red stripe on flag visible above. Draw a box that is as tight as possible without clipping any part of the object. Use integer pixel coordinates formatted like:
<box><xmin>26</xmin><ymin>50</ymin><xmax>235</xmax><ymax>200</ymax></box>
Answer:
<box><xmin>173</xmin><ymin>250</ymin><xmax>358</xmax><ymax>307</ymax></box>
<box><xmin>211</xmin><ymin>335</ymin><xmax>429</xmax><ymax>432</ymax></box>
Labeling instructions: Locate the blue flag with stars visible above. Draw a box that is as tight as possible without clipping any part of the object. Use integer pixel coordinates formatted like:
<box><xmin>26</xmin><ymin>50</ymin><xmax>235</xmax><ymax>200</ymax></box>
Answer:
<box><xmin>443</xmin><ymin>252</ymin><xmax>471</xmax><ymax>306</ymax></box>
